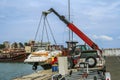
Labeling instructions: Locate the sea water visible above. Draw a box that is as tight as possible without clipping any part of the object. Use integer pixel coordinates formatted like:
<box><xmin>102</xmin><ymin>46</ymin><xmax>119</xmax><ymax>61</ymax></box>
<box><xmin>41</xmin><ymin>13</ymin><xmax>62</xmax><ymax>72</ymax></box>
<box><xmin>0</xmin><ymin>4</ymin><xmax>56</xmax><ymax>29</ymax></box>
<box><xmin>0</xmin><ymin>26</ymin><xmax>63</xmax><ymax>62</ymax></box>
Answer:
<box><xmin>0</xmin><ymin>63</ymin><xmax>43</xmax><ymax>80</ymax></box>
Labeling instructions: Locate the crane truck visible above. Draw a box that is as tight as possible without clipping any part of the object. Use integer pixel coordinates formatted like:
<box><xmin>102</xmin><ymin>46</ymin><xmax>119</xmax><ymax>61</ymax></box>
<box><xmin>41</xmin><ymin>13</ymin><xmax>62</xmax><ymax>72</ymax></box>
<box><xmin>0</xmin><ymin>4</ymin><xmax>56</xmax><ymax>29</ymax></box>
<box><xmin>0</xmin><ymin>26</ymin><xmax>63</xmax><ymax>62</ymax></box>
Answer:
<box><xmin>43</xmin><ymin>8</ymin><xmax>100</xmax><ymax>51</ymax></box>
<box><xmin>43</xmin><ymin>8</ymin><xmax>110</xmax><ymax>80</ymax></box>
<box><xmin>25</xmin><ymin>8</ymin><xmax>106</xmax><ymax>73</ymax></box>
<box><xmin>43</xmin><ymin>8</ymin><xmax>106</xmax><ymax>71</ymax></box>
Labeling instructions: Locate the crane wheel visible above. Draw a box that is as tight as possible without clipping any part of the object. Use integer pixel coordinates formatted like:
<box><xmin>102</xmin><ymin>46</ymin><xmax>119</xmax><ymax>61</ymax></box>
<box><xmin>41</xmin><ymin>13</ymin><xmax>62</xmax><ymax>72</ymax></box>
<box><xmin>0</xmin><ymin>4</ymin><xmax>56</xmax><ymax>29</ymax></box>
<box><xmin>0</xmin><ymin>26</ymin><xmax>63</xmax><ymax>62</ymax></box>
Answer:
<box><xmin>85</xmin><ymin>56</ymin><xmax>97</xmax><ymax>68</ymax></box>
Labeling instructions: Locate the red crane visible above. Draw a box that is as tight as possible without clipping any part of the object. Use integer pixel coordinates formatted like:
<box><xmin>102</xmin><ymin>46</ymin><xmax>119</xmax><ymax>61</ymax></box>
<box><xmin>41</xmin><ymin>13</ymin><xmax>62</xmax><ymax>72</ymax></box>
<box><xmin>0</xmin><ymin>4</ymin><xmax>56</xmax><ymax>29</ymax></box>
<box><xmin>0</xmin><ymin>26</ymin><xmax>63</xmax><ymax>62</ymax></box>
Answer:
<box><xmin>43</xmin><ymin>8</ymin><xmax>101</xmax><ymax>53</ymax></box>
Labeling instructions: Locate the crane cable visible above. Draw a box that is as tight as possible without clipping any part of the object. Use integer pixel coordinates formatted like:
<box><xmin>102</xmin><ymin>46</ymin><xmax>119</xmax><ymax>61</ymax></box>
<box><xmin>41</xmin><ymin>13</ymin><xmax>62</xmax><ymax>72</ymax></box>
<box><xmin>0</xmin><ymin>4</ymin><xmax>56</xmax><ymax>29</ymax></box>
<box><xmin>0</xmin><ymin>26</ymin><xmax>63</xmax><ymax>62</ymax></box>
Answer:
<box><xmin>34</xmin><ymin>13</ymin><xmax>57</xmax><ymax>45</ymax></box>
<box><xmin>41</xmin><ymin>15</ymin><xmax>45</xmax><ymax>45</ymax></box>
<box><xmin>41</xmin><ymin>15</ymin><xmax>50</xmax><ymax>43</ymax></box>
<box><xmin>34</xmin><ymin>14</ymin><xmax>43</xmax><ymax>41</ymax></box>
<box><xmin>45</xmin><ymin>17</ymin><xmax>57</xmax><ymax>45</ymax></box>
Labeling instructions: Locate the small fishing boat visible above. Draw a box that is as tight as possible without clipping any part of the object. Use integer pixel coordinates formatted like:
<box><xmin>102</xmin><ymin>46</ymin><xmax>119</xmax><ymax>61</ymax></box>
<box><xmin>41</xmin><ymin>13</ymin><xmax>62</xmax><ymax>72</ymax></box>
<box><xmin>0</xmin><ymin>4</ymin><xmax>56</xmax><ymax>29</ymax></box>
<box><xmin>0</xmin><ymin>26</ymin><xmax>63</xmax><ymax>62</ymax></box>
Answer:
<box><xmin>0</xmin><ymin>49</ymin><xmax>27</xmax><ymax>62</ymax></box>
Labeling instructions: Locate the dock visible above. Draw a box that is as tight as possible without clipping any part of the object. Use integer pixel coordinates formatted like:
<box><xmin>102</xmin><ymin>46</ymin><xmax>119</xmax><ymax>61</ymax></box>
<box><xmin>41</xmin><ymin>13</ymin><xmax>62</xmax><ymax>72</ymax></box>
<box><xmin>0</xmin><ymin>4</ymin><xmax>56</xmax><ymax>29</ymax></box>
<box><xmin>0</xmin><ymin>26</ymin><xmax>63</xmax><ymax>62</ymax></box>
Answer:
<box><xmin>14</xmin><ymin>56</ymin><xmax>120</xmax><ymax>80</ymax></box>
<box><xmin>14</xmin><ymin>69</ymin><xmax>57</xmax><ymax>80</ymax></box>
<box><xmin>105</xmin><ymin>56</ymin><xmax>120</xmax><ymax>80</ymax></box>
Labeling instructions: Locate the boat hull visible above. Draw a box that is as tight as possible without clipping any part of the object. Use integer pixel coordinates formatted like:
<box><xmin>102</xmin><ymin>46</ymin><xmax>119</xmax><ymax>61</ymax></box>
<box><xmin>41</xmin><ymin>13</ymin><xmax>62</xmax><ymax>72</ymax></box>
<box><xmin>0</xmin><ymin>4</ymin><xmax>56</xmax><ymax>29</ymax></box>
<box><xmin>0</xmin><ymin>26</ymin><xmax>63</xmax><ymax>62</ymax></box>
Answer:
<box><xmin>0</xmin><ymin>53</ymin><xmax>28</xmax><ymax>62</ymax></box>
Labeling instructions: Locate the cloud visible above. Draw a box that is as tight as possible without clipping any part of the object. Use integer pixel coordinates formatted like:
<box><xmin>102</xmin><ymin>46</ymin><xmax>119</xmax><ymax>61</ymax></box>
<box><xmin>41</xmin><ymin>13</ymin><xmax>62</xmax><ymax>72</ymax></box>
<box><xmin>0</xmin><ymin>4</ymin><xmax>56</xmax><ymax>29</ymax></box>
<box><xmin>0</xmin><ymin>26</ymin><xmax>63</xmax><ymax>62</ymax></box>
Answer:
<box><xmin>82</xmin><ymin>1</ymin><xmax>120</xmax><ymax>20</ymax></box>
<box><xmin>0</xmin><ymin>0</ymin><xmax>120</xmax><ymax>48</ymax></box>
<box><xmin>92</xmin><ymin>35</ymin><xmax>113</xmax><ymax>41</ymax></box>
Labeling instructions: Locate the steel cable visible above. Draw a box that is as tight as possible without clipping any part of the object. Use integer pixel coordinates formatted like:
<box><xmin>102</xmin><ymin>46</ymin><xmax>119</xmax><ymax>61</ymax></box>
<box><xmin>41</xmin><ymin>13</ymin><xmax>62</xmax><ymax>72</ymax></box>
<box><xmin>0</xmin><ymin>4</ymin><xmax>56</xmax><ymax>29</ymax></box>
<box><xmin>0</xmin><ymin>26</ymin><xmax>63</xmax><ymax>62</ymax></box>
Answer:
<box><xmin>45</xmin><ymin>17</ymin><xmax>57</xmax><ymax>45</ymax></box>
<box><xmin>34</xmin><ymin>14</ymin><xmax>43</xmax><ymax>41</ymax></box>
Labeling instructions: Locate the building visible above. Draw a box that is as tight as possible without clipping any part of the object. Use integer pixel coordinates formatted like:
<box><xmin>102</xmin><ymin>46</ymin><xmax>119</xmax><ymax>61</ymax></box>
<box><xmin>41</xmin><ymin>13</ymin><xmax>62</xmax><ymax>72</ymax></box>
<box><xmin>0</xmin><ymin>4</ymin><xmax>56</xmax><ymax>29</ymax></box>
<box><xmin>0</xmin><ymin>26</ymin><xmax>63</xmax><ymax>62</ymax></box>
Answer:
<box><xmin>3</xmin><ymin>41</ymin><xmax>10</xmax><ymax>49</ymax></box>
<box><xmin>24</xmin><ymin>41</ymin><xmax>50</xmax><ymax>53</ymax></box>
<box><xmin>32</xmin><ymin>42</ymin><xmax>50</xmax><ymax>51</ymax></box>
<box><xmin>102</xmin><ymin>48</ymin><xmax>120</xmax><ymax>56</ymax></box>
<box><xmin>25</xmin><ymin>46</ymin><xmax>32</xmax><ymax>53</ymax></box>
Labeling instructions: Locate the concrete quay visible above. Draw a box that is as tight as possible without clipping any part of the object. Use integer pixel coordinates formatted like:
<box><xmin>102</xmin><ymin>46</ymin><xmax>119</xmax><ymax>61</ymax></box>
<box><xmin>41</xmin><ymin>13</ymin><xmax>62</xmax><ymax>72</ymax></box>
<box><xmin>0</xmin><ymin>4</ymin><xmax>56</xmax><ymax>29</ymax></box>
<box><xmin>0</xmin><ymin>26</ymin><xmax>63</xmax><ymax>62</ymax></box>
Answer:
<box><xmin>14</xmin><ymin>56</ymin><xmax>120</xmax><ymax>80</ymax></box>
<box><xmin>105</xmin><ymin>56</ymin><xmax>120</xmax><ymax>80</ymax></box>
<box><xmin>13</xmin><ymin>69</ymin><xmax>57</xmax><ymax>80</ymax></box>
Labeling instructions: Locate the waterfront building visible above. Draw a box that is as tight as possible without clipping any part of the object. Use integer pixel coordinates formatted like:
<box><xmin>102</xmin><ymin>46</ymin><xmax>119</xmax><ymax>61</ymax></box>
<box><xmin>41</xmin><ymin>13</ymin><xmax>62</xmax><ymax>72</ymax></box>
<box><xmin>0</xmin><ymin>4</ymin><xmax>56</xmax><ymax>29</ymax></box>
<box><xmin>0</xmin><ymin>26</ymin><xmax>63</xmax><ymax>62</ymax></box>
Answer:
<box><xmin>3</xmin><ymin>41</ymin><xmax>10</xmax><ymax>49</ymax></box>
<box><xmin>25</xmin><ymin>46</ymin><xmax>32</xmax><ymax>53</ymax></box>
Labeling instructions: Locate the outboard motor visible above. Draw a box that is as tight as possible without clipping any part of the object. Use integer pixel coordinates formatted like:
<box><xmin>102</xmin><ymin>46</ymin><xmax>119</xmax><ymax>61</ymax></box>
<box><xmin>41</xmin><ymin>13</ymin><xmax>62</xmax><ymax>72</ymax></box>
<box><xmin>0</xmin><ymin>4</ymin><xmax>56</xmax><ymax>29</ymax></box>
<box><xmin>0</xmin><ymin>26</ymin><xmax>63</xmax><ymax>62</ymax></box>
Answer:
<box><xmin>32</xmin><ymin>62</ymin><xmax>38</xmax><ymax>70</ymax></box>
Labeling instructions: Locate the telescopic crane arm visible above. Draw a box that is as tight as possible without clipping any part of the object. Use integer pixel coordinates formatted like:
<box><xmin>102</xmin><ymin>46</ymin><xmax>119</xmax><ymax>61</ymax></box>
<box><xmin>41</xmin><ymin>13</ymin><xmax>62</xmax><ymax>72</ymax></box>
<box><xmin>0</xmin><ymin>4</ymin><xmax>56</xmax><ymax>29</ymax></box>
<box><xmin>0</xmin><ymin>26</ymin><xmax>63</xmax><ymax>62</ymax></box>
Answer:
<box><xmin>43</xmin><ymin>8</ymin><xmax>101</xmax><ymax>52</ymax></box>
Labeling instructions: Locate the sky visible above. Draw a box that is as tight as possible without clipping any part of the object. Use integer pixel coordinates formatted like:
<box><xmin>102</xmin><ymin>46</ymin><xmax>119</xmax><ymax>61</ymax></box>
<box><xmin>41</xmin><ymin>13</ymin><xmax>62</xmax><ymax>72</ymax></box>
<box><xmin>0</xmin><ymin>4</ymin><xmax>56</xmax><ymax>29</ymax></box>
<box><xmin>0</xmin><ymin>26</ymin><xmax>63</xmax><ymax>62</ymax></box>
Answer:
<box><xmin>0</xmin><ymin>0</ymin><xmax>120</xmax><ymax>48</ymax></box>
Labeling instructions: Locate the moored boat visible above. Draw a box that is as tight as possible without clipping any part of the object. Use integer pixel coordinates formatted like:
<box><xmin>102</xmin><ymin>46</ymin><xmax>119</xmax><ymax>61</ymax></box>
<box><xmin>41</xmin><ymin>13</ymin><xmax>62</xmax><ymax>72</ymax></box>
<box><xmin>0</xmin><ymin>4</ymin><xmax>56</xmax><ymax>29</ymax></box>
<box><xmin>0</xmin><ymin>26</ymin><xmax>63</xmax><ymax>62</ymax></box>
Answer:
<box><xmin>0</xmin><ymin>49</ymin><xmax>27</xmax><ymax>62</ymax></box>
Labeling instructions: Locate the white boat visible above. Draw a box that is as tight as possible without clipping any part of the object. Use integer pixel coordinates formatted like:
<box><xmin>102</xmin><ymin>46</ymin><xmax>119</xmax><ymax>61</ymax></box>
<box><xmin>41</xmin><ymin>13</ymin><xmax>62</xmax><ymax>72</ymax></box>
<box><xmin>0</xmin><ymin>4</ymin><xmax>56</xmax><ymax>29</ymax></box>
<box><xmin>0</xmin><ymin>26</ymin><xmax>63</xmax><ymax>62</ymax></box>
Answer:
<box><xmin>24</xmin><ymin>47</ymin><xmax>62</xmax><ymax>64</ymax></box>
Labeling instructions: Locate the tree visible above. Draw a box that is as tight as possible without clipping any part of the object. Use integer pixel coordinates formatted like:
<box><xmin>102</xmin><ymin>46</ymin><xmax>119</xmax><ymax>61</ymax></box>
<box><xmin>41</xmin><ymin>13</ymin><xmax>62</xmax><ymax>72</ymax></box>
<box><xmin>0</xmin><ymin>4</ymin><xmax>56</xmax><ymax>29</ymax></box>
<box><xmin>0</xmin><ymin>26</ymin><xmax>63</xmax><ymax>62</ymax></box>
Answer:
<box><xmin>24</xmin><ymin>42</ymin><xmax>30</xmax><ymax>46</ymax></box>
<box><xmin>24</xmin><ymin>42</ymin><xmax>28</xmax><ymax>46</ymax></box>
<box><xmin>13</xmin><ymin>42</ymin><xmax>18</xmax><ymax>48</ymax></box>
<box><xmin>19</xmin><ymin>42</ymin><xmax>24</xmax><ymax>48</ymax></box>
<box><xmin>0</xmin><ymin>44</ymin><xmax>5</xmax><ymax>49</ymax></box>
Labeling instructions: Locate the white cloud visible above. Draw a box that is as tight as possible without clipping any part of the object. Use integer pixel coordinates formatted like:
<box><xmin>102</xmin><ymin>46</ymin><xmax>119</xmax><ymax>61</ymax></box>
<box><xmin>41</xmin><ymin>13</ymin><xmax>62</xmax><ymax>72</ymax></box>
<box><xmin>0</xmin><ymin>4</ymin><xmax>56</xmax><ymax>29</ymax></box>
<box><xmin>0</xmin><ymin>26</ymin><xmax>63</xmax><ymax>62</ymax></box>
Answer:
<box><xmin>0</xmin><ymin>0</ymin><xmax>120</xmax><ymax>48</ymax></box>
<box><xmin>92</xmin><ymin>35</ymin><xmax>113</xmax><ymax>41</ymax></box>
<box><xmin>83</xmin><ymin>1</ymin><xmax>120</xmax><ymax>20</ymax></box>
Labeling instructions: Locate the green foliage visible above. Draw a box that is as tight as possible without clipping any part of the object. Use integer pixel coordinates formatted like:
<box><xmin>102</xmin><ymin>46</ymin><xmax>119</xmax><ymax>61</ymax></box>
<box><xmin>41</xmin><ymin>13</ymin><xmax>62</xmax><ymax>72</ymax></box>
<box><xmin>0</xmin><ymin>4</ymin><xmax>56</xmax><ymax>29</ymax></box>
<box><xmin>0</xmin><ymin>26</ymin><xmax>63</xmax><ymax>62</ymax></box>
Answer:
<box><xmin>24</xmin><ymin>42</ymin><xmax>28</xmax><ymax>46</ymax></box>
<box><xmin>24</xmin><ymin>42</ymin><xmax>30</xmax><ymax>46</ymax></box>
<box><xmin>19</xmin><ymin>42</ymin><xmax>24</xmax><ymax>48</ymax></box>
<box><xmin>13</xmin><ymin>42</ymin><xmax>18</xmax><ymax>48</ymax></box>
<box><xmin>0</xmin><ymin>44</ymin><xmax>5</xmax><ymax>49</ymax></box>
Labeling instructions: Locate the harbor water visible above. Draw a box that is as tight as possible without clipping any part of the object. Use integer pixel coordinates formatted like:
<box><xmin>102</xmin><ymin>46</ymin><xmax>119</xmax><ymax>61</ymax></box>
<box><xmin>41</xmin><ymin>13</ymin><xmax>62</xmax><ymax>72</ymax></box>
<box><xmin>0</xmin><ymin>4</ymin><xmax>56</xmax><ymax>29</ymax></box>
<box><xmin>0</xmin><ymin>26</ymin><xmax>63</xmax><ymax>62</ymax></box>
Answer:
<box><xmin>0</xmin><ymin>63</ymin><xmax>43</xmax><ymax>80</ymax></box>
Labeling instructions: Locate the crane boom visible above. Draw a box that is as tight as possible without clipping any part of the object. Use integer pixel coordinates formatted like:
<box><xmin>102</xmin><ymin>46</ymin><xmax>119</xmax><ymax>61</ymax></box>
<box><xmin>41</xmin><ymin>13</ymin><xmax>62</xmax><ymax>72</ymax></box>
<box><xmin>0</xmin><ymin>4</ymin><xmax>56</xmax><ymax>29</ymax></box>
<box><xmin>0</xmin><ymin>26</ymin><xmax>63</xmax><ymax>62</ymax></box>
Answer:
<box><xmin>43</xmin><ymin>8</ymin><xmax>101</xmax><ymax>52</ymax></box>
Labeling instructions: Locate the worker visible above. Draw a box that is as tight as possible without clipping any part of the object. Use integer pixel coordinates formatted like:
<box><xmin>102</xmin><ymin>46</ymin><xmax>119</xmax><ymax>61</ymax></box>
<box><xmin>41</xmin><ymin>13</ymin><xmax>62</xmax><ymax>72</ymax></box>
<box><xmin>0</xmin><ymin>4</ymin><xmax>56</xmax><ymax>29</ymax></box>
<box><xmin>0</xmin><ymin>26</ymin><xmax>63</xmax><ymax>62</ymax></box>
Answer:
<box><xmin>51</xmin><ymin>56</ymin><xmax>58</xmax><ymax>65</ymax></box>
<box><xmin>51</xmin><ymin>56</ymin><xmax>58</xmax><ymax>72</ymax></box>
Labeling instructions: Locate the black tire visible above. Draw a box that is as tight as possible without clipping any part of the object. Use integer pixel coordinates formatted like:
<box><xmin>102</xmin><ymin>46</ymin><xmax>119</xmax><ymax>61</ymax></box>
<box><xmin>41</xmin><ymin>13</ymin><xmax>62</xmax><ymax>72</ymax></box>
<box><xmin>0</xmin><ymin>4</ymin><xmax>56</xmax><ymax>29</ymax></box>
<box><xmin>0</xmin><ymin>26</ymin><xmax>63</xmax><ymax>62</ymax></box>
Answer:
<box><xmin>85</xmin><ymin>56</ymin><xmax>97</xmax><ymax>68</ymax></box>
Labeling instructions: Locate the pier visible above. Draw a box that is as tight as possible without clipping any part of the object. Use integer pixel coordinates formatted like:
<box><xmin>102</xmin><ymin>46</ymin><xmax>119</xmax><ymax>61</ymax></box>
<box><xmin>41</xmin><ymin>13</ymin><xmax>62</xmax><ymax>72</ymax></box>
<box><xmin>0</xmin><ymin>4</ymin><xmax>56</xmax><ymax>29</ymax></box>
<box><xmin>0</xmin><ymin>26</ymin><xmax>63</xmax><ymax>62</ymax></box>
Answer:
<box><xmin>14</xmin><ymin>56</ymin><xmax>120</xmax><ymax>80</ymax></box>
<box><xmin>14</xmin><ymin>69</ymin><xmax>57</xmax><ymax>80</ymax></box>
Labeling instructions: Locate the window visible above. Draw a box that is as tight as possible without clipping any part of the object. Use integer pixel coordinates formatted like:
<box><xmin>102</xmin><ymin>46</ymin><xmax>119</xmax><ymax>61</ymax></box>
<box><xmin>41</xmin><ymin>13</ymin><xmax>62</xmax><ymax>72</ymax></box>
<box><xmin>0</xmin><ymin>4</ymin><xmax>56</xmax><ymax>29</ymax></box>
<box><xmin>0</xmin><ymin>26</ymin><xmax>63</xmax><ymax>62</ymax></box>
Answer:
<box><xmin>80</xmin><ymin>52</ymin><xmax>98</xmax><ymax>58</ymax></box>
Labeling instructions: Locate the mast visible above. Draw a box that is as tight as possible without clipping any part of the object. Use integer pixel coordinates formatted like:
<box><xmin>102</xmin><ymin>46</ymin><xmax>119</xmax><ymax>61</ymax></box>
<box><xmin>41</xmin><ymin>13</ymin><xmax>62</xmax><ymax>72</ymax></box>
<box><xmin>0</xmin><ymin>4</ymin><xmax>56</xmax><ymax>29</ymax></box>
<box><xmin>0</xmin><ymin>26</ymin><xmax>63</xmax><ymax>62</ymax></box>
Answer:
<box><xmin>67</xmin><ymin>0</ymin><xmax>76</xmax><ymax>48</ymax></box>
<box><xmin>68</xmin><ymin>0</ymin><xmax>71</xmax><ymax>41</ymax></box>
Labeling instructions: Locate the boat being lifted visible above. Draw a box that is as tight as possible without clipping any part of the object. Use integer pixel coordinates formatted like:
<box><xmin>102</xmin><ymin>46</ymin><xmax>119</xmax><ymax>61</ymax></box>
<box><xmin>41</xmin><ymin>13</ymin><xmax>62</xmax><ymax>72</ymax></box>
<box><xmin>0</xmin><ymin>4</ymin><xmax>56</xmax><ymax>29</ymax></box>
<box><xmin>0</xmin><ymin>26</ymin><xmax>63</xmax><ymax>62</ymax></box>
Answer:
<box><xmin>24</xmin><ymin>44</ymin><xmax>63</xmax><ymax>69</ymax></box>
